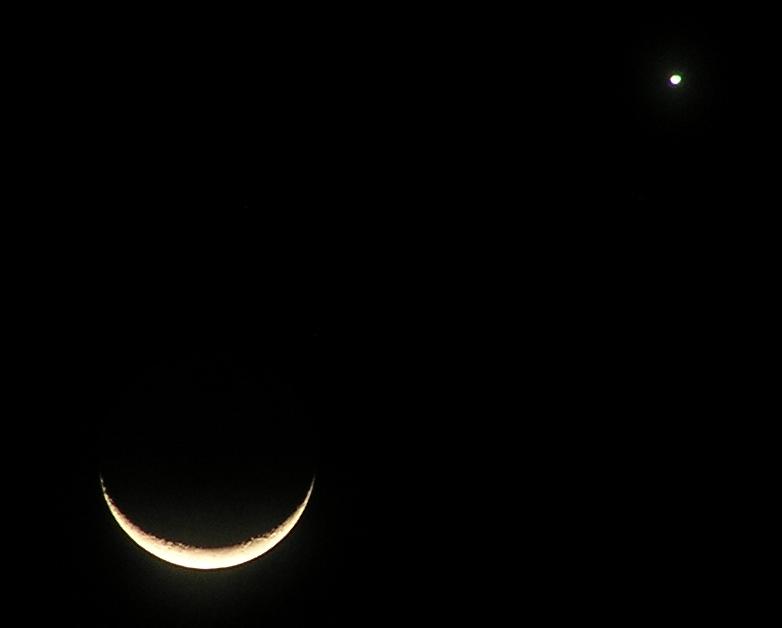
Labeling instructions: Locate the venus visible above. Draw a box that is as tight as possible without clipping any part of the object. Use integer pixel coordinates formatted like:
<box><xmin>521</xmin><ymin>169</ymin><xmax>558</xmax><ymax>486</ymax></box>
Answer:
<box><xmin>101</xmin><ymin>475</ymin><xmax>314</xmax><ymax>570</ymax></box>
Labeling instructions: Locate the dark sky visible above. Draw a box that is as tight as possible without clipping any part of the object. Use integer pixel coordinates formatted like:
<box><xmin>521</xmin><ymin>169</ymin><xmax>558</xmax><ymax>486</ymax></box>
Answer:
<box><xmin>13</xmin><ymin>11</ymin><xmax>751</xmax><ymax>624</ymax></box>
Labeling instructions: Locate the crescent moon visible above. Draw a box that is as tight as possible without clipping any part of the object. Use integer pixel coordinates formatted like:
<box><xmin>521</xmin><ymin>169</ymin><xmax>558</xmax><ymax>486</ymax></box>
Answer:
<box><xmin>100</xmin><ymin>475</ymin><xmax>314</xmax><ymax>570</ymax></box>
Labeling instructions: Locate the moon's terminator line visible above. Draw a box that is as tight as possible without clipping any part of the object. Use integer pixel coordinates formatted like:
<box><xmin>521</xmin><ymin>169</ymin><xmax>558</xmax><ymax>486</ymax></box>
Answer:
<box><xmin>100</xmin><ymin>475</ymin><xmax>314</xmax><ymax>570</ymax></box>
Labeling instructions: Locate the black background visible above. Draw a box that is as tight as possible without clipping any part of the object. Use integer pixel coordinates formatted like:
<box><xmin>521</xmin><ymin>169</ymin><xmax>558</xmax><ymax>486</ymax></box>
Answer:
<box><xmin>9</xmin><ymin>8</ymin><xmax>762</xmax><ymax>624</ymax></box>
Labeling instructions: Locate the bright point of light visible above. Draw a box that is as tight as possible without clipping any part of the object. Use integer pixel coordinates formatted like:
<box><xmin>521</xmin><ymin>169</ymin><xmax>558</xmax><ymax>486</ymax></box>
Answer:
<box><xmin>669</xmin><ymin>74</ymin><xmax>682</xmax><ymax>86</ymax></box>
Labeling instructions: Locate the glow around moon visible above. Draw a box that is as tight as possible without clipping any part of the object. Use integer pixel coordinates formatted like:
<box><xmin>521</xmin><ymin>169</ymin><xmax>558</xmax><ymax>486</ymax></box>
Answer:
<box><xmin>101</xmin><ymin>475</ymin><xmax>314</xmax><ymax>570</ymax></box>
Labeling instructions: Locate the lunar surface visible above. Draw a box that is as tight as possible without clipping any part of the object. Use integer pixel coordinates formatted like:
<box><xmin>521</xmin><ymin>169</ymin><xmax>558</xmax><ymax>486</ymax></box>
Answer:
<box><xmin>101</xmin><ymin>475</ymin><xmax>314</xmax><ymax>569</ymax></box>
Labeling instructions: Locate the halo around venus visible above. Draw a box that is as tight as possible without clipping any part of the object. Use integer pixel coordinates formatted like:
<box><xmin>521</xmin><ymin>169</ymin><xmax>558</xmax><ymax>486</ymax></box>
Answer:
<box><xmin>101</xmin><ymin>475</ymin><xmax>314</xmax><ymax>570</ymax></box>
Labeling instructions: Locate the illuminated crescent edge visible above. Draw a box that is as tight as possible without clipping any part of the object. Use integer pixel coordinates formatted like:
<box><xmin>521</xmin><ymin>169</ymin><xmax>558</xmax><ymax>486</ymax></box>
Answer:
<box><xmin>100</xmin><ymin>475</ymin><xmax>314</xmax><ymax>570</ymax></box>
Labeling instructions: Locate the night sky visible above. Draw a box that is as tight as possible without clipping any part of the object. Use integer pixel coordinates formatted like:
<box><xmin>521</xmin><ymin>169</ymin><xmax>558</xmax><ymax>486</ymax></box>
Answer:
<box><xmin>14</xmin><ymin>11</ymin><xmax>754</xmax><ymax>624</ymax></box>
